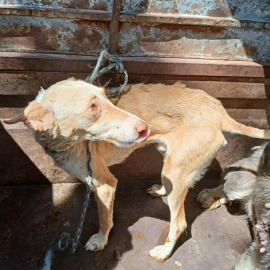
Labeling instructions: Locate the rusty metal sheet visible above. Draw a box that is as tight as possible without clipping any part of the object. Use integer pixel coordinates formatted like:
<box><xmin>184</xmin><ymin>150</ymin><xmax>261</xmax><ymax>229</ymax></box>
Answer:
<box><xmin>121</xmin><ymin>57</ymin><xmax>270</xmax><ymax>77</ymax></box>
<box><xmin>118</xmin><ymin>23</ymin><xmax>270</xmax><ymax>60</ymax></box>
<box><xmin>123</xmin><ymin>0</ymin><xmax>232</xmax><ymax>16</ymax></box>
<box><xmin>125</xmin><ymin>75</ymin><xmax>270</xmax><ymax>99</ymax></box>
<box><xmin>1</xmin><ymin>72</ymin><xmax>270</xmax><ymax>100</ymax></box>
<box><xmin>0</xmin><ymin>0</ymin><xmax>113</xmax><ymax>11</ymax></box>
<box><xmin>0</xmin><ymin>1</ymin><xmax>269</xmax><ymax>61</ymax></box>
<box><xmin>226</xmin><ymin>109</ymin><xmax>270</xmax><ymax>122</ymax></box>
<box><xmin>1</xmin><ymin>53</ymin><xmax>269</xmax><ymax>77</ymax></box>
<box><xmin>0</xmin><ymin>122</ymin><xmax>78</xmax><ymax>186</ymax></box>
<box><xmin>0</xmin><ymin>72</ymin><xmax>88</xmax><ymax>95</ymax></box>
<box><xmin>121</xmin><ymin>0</ymin><xmax>270</xmax><ymax>22</ymax></box>
<box><xmin>0</xmin><ymin>15</ymin><xmax>109</xmax><ymax>54</ymax></box>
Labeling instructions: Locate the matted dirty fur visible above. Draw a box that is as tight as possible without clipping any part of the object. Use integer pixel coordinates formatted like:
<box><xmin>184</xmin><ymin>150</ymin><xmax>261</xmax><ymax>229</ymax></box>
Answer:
<box><xmin>5</xmin><ymin>79</ymin><xmax>270</xmax><ymax>262</ymax></box>
<box><xmin>197</xmin><ymin>142</ymin><xmax>270</xmax><ymax>270</ymax></box>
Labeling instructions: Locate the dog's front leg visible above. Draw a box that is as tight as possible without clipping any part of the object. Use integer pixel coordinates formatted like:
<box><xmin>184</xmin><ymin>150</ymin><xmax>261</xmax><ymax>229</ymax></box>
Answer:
<box><xmin>85</xmin><ymin>167</ymin><xmax>117</xmax><ymax>252</ymax></box>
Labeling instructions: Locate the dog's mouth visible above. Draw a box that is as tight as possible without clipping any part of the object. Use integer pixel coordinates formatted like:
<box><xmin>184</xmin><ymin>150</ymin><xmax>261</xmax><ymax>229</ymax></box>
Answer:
<box><xmin>134</xmin><ymin>128</ymin><xmax>150</xmax><ymax>143</ymax></box>
<box><xmin>115</xmin><ymin>129</ymin><xmax>150</xmax><ymax>147</ymax></box>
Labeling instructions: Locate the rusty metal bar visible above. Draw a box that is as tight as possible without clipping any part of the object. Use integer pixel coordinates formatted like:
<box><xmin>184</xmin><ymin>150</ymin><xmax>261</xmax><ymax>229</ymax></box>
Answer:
<box><xmin>0</xmin><ymin>5</ymin><xmax>111</xmax><ymax>21</ymax></box>
<box><xmin>0</xmin><ymin>5</ymin><xmax>269</xmax><ymax>29</ymax></box>
<box><xmin>1</xmin><ymin>52</ymin><xmax>269</xmax><ymax>78</ymax></box>
<box><xmin>108</xmin><ymin>0</ymin><xmax>122</xmax><ymax>54</ymax></box>
<box><xmin>120</xmin><ymin>13</ymin><xmax>241</xmax><ymax>27</ymax></box>
<box><xmin>1</xmin><ymin>73</ymin><xmax>270</xmax><ymax>99</ymax></box>
<box><xmin>119</xmin><ymin>13</ymin><xmax>270</xmax><ymax>29</ymax></box>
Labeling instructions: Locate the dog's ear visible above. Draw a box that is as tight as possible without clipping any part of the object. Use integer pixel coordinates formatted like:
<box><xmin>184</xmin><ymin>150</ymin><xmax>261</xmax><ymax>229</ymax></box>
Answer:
<box><xmin>4</xmin><ymin>101</ymin><xmax>55</xmax><ymax>131</ymax></box>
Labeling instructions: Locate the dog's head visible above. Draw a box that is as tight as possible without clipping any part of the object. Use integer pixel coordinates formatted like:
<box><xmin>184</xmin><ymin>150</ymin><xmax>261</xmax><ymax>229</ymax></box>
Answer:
<box><xmin>5</xmin><ymin>79</ymin><xmax>149</xmax><ymax>147</ymax></box>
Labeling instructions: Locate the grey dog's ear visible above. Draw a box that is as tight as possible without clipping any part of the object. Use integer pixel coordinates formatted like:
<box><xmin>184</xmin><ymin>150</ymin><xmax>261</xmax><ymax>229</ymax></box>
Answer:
<box><xmin>4</xmin><ymin>101</ymin><xmax>55</xmax><ymax>131</ymax></box>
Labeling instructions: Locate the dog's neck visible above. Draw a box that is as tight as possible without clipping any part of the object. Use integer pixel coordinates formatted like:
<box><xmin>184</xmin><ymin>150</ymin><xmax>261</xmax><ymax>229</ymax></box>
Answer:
<box><xmin>35</xmin><ymin>131</ymin><xmax>76</xmax><ymax>150</ymax></box>
<box><xmin>34</xmin><ymin>130</ymin><xmax>85</xmax><ymax>166</ymax></box>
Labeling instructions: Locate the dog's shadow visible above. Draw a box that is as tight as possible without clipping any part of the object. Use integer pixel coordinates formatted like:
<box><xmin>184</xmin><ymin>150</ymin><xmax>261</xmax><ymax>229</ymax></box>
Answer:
<box><xmin>0</xmin><ymin>121</ymin><xmax>55</xmax><ymax>269</ymax></box>
<box><xmin>52</xmin><ymin>152</ymin><xmax>223</xmax><ymax>269</ymax></box>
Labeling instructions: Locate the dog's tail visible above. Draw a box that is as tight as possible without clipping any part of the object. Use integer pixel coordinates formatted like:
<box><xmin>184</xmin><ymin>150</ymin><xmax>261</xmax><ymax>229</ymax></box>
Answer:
<box><xmin>222</xmin><ymin>113</ymin><xmax>270</xmax><ymax>139</ymax></box>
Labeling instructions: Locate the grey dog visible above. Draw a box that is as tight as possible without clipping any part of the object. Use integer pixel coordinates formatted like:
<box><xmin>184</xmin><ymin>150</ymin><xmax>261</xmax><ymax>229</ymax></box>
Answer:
<box><xmin>197</xmin><ymin>142</ymin><xmax>270</xmax><ymax>270</ymax></box>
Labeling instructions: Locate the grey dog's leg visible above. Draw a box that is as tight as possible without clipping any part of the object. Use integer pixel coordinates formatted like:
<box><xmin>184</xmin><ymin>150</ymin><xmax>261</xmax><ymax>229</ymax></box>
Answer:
<box><xmin>197</xmin><ymin>185</ymin><xmax>228</xmax><ymax>210</ymax></box>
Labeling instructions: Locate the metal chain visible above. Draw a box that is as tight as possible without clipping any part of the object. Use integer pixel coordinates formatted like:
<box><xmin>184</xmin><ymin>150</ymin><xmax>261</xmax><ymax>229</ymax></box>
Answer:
<box><xmin>85</xmin><ymin>49</ymin><xmax>128</xmax><ymax>97</ymax></box>
<box><xmin>70</xmin><ymin>141</ymin><xmax>92</xmax><ymax>253</ymax></box>
<box><xmin>42</xmin><ymin>141</ymin><xmax>92</xmax><ymax>269</ymax></box>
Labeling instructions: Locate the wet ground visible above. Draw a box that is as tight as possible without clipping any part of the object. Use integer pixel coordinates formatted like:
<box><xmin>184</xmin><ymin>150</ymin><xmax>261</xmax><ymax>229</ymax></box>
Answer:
<box><xmin>0</xmin><ymin>178</ymin><xmax>251</xmax><ymax>270</ymax></box>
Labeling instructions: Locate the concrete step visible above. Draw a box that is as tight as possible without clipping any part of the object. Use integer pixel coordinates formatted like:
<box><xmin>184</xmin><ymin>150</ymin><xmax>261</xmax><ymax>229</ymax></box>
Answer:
<box><xmin>0</xmin><ymin>180</ymin><xmax>251</xmax><ymax>270</ymax></box>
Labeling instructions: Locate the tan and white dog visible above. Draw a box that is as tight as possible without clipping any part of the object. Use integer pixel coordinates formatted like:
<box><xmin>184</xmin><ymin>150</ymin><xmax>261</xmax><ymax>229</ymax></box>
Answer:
<box><xmin>5</xmin><ymin>79</ymin><xmax>270</xmax><ymax>262</ymax></box>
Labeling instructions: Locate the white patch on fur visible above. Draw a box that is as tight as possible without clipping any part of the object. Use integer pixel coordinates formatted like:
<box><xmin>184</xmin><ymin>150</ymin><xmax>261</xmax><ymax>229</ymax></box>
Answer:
<box><xmin>85</xmin><ymin>232</ymin><xmax>107</xmax><ymax>252</ymax></box>
<box><xmin>153</xmin><ymin>138</ymin><xmax>168</xmax><ymax>159</ymax></box>
<box><xmin>243</xmin><ymin>199</ymin><xmax>253</xmax><ymax>220</ymax></box>
<box><xmin>230</xmin><ymin>130</ymin><xmax>242</xmax><ymax>135</ymax></box>
<box><xmin>35</xmin><ymin>87</ymin><xmax>46</xmax><ymax>103</ymax></box>
<box><xmin>156</xmin><ymin>144</ymin><xmax>167</xmax><ymax>154</ymax></box>
<box><xmin>251</xmin><ymin>145</ymin><xmax>263</xmax><ymax>151</ymax></box>
<box><xmin>223</xmin><ymin>139</ymin><xmax>228</xmax><ymax>146</ymax></box>
<box><xmin>146</xmin><ymin>184</ymin><xmax>166</xmax><ymax>197</ymax></box>
<box><xmin>148</xmin><ymin>241</ymin><xmax>175</xmax><ymax>262</ymax></box>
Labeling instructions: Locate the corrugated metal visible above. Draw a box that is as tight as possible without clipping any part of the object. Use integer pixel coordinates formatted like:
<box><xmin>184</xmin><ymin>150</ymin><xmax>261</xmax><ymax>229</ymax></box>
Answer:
<box><xmin>118</xmin><ymin>23</ymin><xmax>270</xmax><ymax>60</ymax></box>
<box><xmin>0</xmin><ymin>0</ymin><xmax>270</xmax><ymax>60</ymax></box>
<box><xmin>0</xmin><ymin>15</ymin><xmax>109</xmax><ymax>54</ymax></box>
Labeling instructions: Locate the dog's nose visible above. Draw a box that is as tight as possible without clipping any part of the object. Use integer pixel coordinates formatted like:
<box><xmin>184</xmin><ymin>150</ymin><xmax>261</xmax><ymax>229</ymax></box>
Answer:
<box><xmin>134</xmin><ymin>121</ymin><xmax>149</xmax><ymax>141</ymax></box>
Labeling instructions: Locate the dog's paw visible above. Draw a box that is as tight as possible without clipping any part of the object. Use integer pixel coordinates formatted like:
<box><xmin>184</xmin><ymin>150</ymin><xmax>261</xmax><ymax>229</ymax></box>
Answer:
<box><xmin>148</xmin><ymin>244</ymin><xmax>172</xmax><ymax>262</ymax></box>
<box><xmin>85</xmin><ymin>232</ymin><xmax>107</xmax><ymax>252</ymax></box>
<box><xmin>146</xmin><ymin>185</ymin><xmax>166</xmax><ymax>197</ymax></box>
<box><xmin>196</xmin><ymin>188</ymin><xmax>215</xmax><ymax>208</ymax></box>
<box><xmin>196</xmin><ymin>188</ymin><xmax>226</xmax><ymax>210</ymax></box>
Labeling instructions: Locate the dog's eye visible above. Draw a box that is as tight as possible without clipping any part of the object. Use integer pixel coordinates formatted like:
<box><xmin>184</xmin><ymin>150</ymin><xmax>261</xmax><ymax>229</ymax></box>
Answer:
<box><xmin>89</xmin><ymin>103</ymin><xmax>98</xmax><ymax>111</ymax></box>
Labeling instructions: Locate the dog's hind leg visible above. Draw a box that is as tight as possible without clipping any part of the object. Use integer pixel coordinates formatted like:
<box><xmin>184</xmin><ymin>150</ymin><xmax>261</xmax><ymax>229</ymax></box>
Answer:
<box><xmin>148</xmin><ymin>131</ymin><xmax>226</xmax><ymax>262</ymax></box>
<box><xmin>85</xmin><ymin>165</ymin><xmax>118</xmax><ymax>252</ymax></box>
<box><xmin>148</xmin><ymin>153</ymin><xmax>191</xmax><ymax>262</ymax></box>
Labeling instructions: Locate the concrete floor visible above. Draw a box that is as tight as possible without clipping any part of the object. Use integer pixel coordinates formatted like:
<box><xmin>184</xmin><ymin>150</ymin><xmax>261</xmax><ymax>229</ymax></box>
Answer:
<box><xmin>0</xmin><ymin>178</ymin><xmax>251</xmax><ymax>270</ymax></box>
